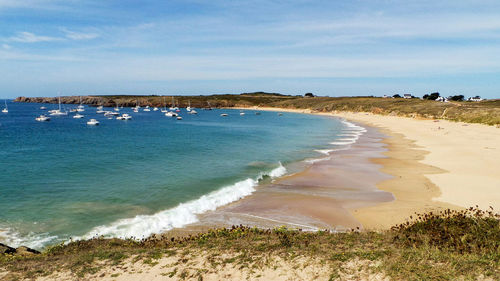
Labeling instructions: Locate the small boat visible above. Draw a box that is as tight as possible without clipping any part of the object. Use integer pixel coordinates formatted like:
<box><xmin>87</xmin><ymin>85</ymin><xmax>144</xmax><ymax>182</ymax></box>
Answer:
<box><xmin>143</xmin><ymin>106</ymin><xmax>151</xmax><ymax>112</ymax></box>
<box><xmin>96</xmin><ymin>109</ymin><xmax>106</xmax><ymax>114</ymax></box>
<box><xmin>35</xmin><ymin>115</ymin><xmax>50</xmax><ymax>122</ymax></box>
<box><xmin>165</xmin><ymin>111</ymin><xmax>178</xmax><ymax>117</ymax></box>
<box><xmin>240</xmin><ymin>112</ymin><xmax>245</xmax><ymax>116</ymax></box>
<box><xmin>255</xmin><ymin>112</ymin><xmax>261</xmax><ymax>115</ymax></box>
<box><xmin>220</xmin><ymin>113</ymin><xmax>228</xmax><ymax>117</ymax></box>
<box><xmin>76</xmin><ymin>96</ymin><xmax>85</xmax><ymax>112</ymax></box>
<box><xmin>278</xmin><ymin>113</ymin><xmax>283</xmax><ymax>116</ymax></box>
<box><xmin>73</xmin><ymin>114</ymin><xmax>84</xmax><ymax>119</ymax></box>
<box><xmin>188</xmin><ymin>109</ymin><xmax>197</xmax><ymax>114</ymax></box>
<box><xmin>87</xmin><ymin>119</ymin><xmax>99</xmax><ymax>125</ymax></box>
<box><xmin>176</xmin><ymin>116</ymin><xmax>183</xmax><ymax>120</ymax></box>
<box><xmin>153</xmin><ymin>107</ymin><xmax>159</xmax><ymax>111</ymax></box>
<box><xmin>70</xmin><ymin>108</ymin><xmax>77</xmax><ymax>113</ymax></box>
<box><xmin>2</xmin><ymin>100</ymin><xmax>8</xmax><ymax>113</ymax></box>
<box><xmin>186</xmin><ymin>100</ymin><xmax>192</xmax><ymax>112</ymax></box>
<box><xmin>116</xmin><ymin>113</ymin><xmax>132</xmax><ymax>120</ymax></box>
<box><xmin>49</xmin><ymin>96</ymin><xmax>68</xmax><ymax>116</ymax></box>
<box><xmin>104</xmin><ymin>111</ymin><xmax>119</xmax><ymax>116</ymax></box>
<box><xmin>40</xmin><ymin>106</ymin><xmax>47</xmax><ymax>110</ymax></box>
<box><xmin>114</xmin><ymin>103</ymin><xmax>120</xmax><ymax>111</ymax></box>
<box><xmin>133</xmin><ymin>108</ymin><xmax>139</xmax><ymax>113</ymax></box>
<box><xmin>97</xmin><ymin>105</ymin><xmax>103</xmax><ymax>110</ymax></box>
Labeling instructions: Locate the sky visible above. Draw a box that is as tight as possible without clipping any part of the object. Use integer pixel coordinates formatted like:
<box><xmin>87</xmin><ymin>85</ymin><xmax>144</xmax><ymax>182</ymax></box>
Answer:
<box><xmin>1</xmin><ymin>0</ymin><xmax>500</xmax><ymax>98</ymax></box>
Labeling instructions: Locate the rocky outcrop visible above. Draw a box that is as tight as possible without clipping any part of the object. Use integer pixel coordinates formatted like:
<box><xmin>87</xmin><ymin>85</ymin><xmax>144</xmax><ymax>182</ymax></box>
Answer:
<box><xmin>0</xmin><ymin>243</ymin><xmax>40</xmax><ymax>256</ymax></box>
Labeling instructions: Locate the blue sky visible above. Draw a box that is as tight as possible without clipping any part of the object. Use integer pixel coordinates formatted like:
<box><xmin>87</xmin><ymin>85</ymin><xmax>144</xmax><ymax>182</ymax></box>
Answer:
<box><xmin>1</xmin><ymin>0</ymin><xmax>500</xmax><ymax>98</ymax></box>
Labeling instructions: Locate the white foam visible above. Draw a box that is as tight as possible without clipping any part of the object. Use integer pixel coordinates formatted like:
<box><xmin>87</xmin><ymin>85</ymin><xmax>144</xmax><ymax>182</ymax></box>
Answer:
<box><xmin>0</xmin><ymin>228</ymin><xmax>58</xmax><ymax>249</ymax></box>
<box><xmin>304</xmin><ymin>156</ymin><xmax>331</xmax><ymax>164</ymax></box>
<box><xmin>314</xmin><ymin>149</ymin><xmax>335</xmax><ymax>155</ymax></box>
<box><xmin>75</xmin><ymin>163</ymin><xmax>287</xmax><ymax>241</ymax></box>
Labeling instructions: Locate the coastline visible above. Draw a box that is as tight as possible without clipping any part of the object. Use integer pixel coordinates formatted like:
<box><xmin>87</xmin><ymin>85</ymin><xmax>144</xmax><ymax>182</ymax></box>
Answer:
<box><xmin>230</xmin><ymin>106</ymin><xmax>500</xmax><ymax>229</ymax></box>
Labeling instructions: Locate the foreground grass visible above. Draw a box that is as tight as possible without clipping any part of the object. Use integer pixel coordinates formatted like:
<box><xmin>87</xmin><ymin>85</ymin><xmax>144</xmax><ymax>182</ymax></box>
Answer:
<box><xmin>1</xmin><ymin>208</ymin><xmax>498</xmax><ymax>280</ymax></box>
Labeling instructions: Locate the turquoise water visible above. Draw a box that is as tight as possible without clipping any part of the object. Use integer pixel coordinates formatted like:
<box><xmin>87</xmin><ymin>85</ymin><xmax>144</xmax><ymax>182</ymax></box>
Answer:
<box><xmin>0</xmin><ymin>100</ymin><xmax>349</xmax><ymax>249</ymax></box>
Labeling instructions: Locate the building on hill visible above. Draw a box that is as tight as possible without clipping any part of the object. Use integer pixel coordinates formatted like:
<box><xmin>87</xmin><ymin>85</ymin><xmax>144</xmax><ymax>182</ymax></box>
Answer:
<box><xmin>436</xmin><ymin>96</ymin><xmax>449</xmax><ymax>102</ymax></box>
<box><xmin>468</xmin><ymin>96</ymin><xmax>483</xmax><ymax>102</ymax></box>
<box><xmin>403</xmin><ymin>94</ymin><xmax>412</xmax><ymax>99</ymax></box>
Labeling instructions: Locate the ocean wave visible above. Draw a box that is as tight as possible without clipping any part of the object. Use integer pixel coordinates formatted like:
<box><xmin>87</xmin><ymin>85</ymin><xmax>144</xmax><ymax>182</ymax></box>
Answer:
<box><xmin>74</xmin><ymin>163</ymin><xmax>287</xmax><ymax>241</ymax></box>
<box><xmin>0</xmin><ymin>227</ymin><xmax>58</xmax><ymax>249</ymax></box>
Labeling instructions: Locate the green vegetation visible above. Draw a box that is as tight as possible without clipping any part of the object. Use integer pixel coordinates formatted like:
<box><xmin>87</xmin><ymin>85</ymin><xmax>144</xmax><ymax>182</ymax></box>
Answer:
<box><xmin>1</xmin><ymin>208</ymin><xmax>498</xmax><ymax>280</ymax></box>
<box><xmin>15</xmin><ymin>93</ymin><xmax>500</xmax><ymax>125</ymax></box>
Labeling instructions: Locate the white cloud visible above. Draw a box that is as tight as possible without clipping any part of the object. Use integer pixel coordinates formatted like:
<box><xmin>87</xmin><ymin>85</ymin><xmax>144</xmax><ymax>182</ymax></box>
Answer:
<box><xmin>8</xmin><ymin>31</ymin><xmax>61</xmax><ymax>43</ymax></box>
<box><xmin>60</xmin><ymin>28</ymin><xmax>99</xmax><ymax>40</ymax></box>
<box><xmin>2</xmin><ymin>44</ymin><xmax>11</xmax><ymax>49</ymax></box>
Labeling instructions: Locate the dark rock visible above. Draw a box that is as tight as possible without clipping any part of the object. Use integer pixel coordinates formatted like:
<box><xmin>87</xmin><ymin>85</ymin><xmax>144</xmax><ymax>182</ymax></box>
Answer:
<box><xmin>0</xmin><ymin>243</ymin><xmax>16</xmax><ymax>255</ymax></box>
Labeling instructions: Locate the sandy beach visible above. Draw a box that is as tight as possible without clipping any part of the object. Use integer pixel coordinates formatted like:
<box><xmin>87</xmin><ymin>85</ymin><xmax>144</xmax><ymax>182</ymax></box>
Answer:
<box><xmin>233</xmin><ymin>106</ymin><xmax>500</xmax><ymax>229</ymax></box>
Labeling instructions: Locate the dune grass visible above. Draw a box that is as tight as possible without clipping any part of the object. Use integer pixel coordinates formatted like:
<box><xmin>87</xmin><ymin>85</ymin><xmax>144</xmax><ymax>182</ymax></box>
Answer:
<box><xmin>1</xmin><ymin>208</ymin><xmax>498</xmax><ymax>280</ymax></box>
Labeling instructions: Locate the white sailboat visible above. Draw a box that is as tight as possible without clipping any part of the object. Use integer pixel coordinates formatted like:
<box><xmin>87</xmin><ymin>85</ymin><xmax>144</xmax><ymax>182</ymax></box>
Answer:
<box><xmin>186</xmin><ymin>100</ymin><xmax>192</xmax><ymax>112</ymax></box>
<box><xmin>49</xmin><ymin>96</ymin><xmax>68</xmax><ymax>116</ymax></box>
<box><xmin>35</xmin><ymin>114</ymin><xmax>50</xmax><ymax>122</ymax></box>
<box><xmin>2</xmin><ymin>100</ymin><xmax>7</xmax><ymax>113</ymax></box>
<box><xmin>117</xmin><ymin>113</ymin><xmax>132</xmax><ymax>120</ymax></box>
<box><xmin>73</xmin><ymin>113</ymin><xmax>84</xmax><ymax>119</ymax></box>
<box><xmin>87</xmin><ymin>119</ymin><xmax>99</xmax><ymax>125</ymax></box>
<box><xmin>161</xmin><ymin>97</ymin><xmax>168</xmax><ymax>112</ymax></box>
<box><xmin>76</xmin><ymin>96</ymin><xmax>85</xmax><ymax>112</ymax></box>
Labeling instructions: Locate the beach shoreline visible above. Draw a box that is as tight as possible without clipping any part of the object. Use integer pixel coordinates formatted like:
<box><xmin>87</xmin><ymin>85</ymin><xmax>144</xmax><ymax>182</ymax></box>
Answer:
<box><xmin>227</xmin><ymin>106</ymin><xmax>500</xmax><ymax>229</ymax></box>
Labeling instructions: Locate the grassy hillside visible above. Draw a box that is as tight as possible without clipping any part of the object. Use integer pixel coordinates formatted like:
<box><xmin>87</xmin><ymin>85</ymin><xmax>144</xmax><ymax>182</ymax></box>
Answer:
<box><xmin>1</xmin><ymin>208</ymin><xmax>498</xmax><ymax>280</ymax></box>
<box><xmin>269</xmin><ymin>97</ymin><xmax>500</xmax><ymax>125</ymax></box>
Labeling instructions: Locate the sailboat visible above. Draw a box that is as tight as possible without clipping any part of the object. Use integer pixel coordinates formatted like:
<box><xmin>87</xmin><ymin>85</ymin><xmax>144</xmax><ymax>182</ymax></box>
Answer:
<box><xmin>76</xmin><ymin>96</ymin><xmax>85</xmax><ymax>112</ymax></box>
<box><xmin>161</xmin><ymin>97</ymin><xmax>168</xmax><ymax>113</ymax></box>
<box><xmin>186</xmin><ymin>100</ymin><xmax>192</xmax><ymax>112</ymax></box>
<box><xmin>169</xmin><ymin>97</ymin><xmax>176</xmax><ymax>110</ymax></box>
<box><xmin>114</xmin><ymin>102</ymin><xmax>120</xmax><ymax>112</ymax></box>
<box><xmin>49</xmin><ymin>96</ymin><xmax>68</xmax><ymax>116</ymax></box>
<box><xmin>2</xmin><ymin>100</ymin><xmax>7</xmax><ymax>113</ymax></box>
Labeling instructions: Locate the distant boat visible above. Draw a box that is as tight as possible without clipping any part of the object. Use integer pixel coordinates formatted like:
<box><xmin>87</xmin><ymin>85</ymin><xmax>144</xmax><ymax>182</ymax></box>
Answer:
<box><xmin>221</xmin><ymin>113</ymin><xmax>228</xmax><ymax>117</ymax></box>
<box><xmin>77</xmin><ymin>96</ymin><xmax>85</xmax><ymax>112</ymax></box>
<box><xmin>143</xmin><ymin>105</ymin><xmax>151</xmax><ymax>112</ymax></box>
<box><xmin>35</xmin><ymin>115</ymin><xmax>50</xmax><ymax>122</ymax></box>
<box><xmin>161</xmin><ymin>97</ymin><xmax>168</xmax><ymax>112</ymax></box>
<box><xmin>165</xmin><ymin>111</ymin><xmax>177</xmax><ymax>117</ymax></box>
<box><xmin>240</xmin><ymin>112</ymin><xmax>245</xmax><ymax>116</ymax></box>
<box><xmin>169</xmin><ymin>97</ymin><xmax>177</xmax><ymax>110</ymax></box>
<box><xmin>117</xmin><ymin>113</ymin><xmax>132</xmax><ymax>120</ymax></box>
<box><xmin>73</xmin><ymin>113</ymin><xmax>84</xmax><ymax>119</ymax></box>
<box><xmin>278</xmin><ymin>113</ymin><xmax>283</xmax><ymax>116</ymax></box>
<box><xmin>153</xmin><ymin>107</ymin><xmax>159</xmax><ymax>111</ymax></box>
<box><xmin>49</xmin><ymin>96</ymin><xmax>68</xmax><ymax>116</ymax></box>
<box><xmin>2</xmin><ymin>100</ymin><xmax>8</xmax><ymax>113</ymax></box>
<box><xmin>255</xmin><ymin>112</ymin><xmax>261</xmax><ymax>115</ymax></box>
<box><xmin>40</xmin><ymin>106</ymin><xmax>47</xmax><ymax>110</ymax></box>
<box><xmin>104</xmin><ymin>111</ymin><xmax>119</xmax><ymax>117</ymax></box>
<box><xmin>186</xmin><ymin>100</ymin><xmax>192</xmax><ymax>112</ymax></box>
<box><xmin>188</xmin><ymin>109</ymin><xmax>197</xmax><ymax>114</ymax></box>
<box><xmin>176</xmin><ymin>116</ymin><xmax>183</xmax><ymax>120</ymax></box>
<box><xmin>114</xmin><ymin>102</ymin><xmax>120</xmax><ymax>112</ymax></box>
<box><xmin>86</xmin><ymin>119</ymin><xmax>99</xmax><ymax>125</ymax></box>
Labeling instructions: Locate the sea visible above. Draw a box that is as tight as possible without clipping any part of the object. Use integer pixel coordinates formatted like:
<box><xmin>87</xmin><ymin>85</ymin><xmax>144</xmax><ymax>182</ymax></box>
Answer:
<box><xmin>0</xmin><ymin>100</ymin><xmax>365</xmax><ymax>249</ymax></box>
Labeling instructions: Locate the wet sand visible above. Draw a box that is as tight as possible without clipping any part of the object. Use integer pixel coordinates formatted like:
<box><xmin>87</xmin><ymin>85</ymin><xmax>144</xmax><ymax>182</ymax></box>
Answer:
<box><xmin>178</xmin><ymin>123</ymin><xmax>395</xmax><ymax>232</ymax></box>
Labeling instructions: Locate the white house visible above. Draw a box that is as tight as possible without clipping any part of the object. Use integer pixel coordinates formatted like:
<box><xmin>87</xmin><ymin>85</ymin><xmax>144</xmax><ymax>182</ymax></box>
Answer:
<box><xmin>403</xmin><ymin>94</ymin><xmax>412</xmax><ymax>99</ymax></box>
<box><xmin>468</xmin><ymin>96</ymin><xmax>483</xmax><ymax>102</ymax></box>
<box><xmin>436</xmin><ymin>96</ymin><xmax>449</xmax><ymax>102</ymax></box>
